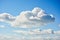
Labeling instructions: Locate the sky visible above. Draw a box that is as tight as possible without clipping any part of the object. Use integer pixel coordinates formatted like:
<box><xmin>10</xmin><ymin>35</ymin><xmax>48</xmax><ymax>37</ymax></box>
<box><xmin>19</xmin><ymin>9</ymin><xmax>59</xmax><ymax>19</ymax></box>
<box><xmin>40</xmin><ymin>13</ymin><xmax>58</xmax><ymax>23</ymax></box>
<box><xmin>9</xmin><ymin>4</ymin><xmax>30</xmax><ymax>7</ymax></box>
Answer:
<box><xmin>0</xmin><ymin>0</ymin><xmax>60</xmax><ymax>40</ymax></box>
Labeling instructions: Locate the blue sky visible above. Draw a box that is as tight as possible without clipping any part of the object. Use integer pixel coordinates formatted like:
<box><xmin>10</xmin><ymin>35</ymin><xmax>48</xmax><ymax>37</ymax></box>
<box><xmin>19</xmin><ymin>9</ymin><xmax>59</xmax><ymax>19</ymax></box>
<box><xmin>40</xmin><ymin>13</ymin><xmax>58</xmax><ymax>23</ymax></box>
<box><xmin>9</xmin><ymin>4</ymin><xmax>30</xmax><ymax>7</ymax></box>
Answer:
<box><xmin>0</xmin><ymin>0</ymin><xmax>60</xmax><ymax>40</ymax></box>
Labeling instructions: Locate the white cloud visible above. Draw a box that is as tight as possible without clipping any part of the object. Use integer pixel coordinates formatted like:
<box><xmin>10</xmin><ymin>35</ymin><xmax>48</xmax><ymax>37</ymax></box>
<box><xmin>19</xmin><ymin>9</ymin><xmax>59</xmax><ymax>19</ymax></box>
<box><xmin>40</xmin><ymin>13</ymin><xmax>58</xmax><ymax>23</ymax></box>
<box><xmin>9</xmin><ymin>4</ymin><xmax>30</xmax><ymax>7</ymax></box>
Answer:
<box><xmin>13</xmin><ymin>29</ymin><xmax>55</xmax><ymax>35</ymax></box>
<box><xmin>11</xmin><ymin>7</ymin><xmax>55</xmax><ymax>28</ymax></box>
<box><xmin>0</xmin><ymin>33</ymin><xmax>60</xmax><ymax>40</ymax></box>
<box><xmin>0</xmin><ymin>13</ymin><xmax>16</xmax><ymax>22</ymax></box>
<box><xmin>0</xmin><ymin>34</ymin><xmax>21</xmax><ymax>40</ymax></box>
<box><xmin>0</xmin><ymin>7</ymin><xmax>59</xmax><ymax>40</ymax></box>
<box><xmin>0</xmin><ymin>7</ymin><xmax>55</xmax><ymax>28</ymax></box>
<box><xmin>13</xmin><ymin>29</ymin><xmax>60</xmax><ymax>36</ymax></box>
<box><xmin>12</xmin><ymin>29</ymin><xmax>60</xmax><ymax>40</ymax></box>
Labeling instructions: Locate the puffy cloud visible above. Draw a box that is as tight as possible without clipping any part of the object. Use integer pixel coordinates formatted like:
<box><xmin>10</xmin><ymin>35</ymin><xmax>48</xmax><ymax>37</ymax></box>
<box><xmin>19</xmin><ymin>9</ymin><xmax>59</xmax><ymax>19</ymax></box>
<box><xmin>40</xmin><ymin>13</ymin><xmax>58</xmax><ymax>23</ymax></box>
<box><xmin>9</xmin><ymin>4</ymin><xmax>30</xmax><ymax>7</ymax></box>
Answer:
<box><xmin>11</xmin><ymin>7</ymin><xmax>55</xmax><ymax>28</ymax></box>
<box><xmin>0</xmin><ymin>13</ymin><xmax>16</xmax><ymax>22</ymax></box>
<box><xmin>0</xmin><ymin>7</ymin><xmax>55</xmax><ymax>28</ymax></box>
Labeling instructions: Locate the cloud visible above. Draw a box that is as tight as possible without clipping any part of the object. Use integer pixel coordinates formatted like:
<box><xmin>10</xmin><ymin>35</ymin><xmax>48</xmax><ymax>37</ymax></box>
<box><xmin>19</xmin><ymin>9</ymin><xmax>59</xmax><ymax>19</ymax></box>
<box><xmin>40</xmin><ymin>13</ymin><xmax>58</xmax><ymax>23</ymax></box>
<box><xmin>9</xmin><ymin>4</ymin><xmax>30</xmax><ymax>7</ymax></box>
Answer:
<box><xmin>12</xmin><ymin>29</ymin><xmax>60</xmax><ymax>40</ymax></box>
<box><xmin>13</xmin><ymin>29</ymin><xmax>60</xmax><ymax>36</ymax></box>
<box><xmin>11</xmin><ymin>7</ymin><xmax>55</xmax><ymax>28</ymax></box>
<box><xmin>0</xmin><ymin>7</ymin><xmax>55</xmax><ymax>28</ymax></box>
<box><xmin>54</xmin><ymin>31</ymin><xmax>60</xmax><ymax>34</ymax></box>
<box><xmin>0</xmin><ymin>34</ymin><xmax>60</xmax><ymax>40</ymax></box>
<box><xmin>0</xmin><ymin>13</ymin><xmax>16</xmax><ymax>22</ymax></box>
<box><xmin>0</xmin><ymin>34</ymin><xmax>21</xmax><ymax>40</ymax></box>
<box><xmin>13</xmin><ymin>29</ymin><xmax>57</xmax><ymax>35</ymax></box>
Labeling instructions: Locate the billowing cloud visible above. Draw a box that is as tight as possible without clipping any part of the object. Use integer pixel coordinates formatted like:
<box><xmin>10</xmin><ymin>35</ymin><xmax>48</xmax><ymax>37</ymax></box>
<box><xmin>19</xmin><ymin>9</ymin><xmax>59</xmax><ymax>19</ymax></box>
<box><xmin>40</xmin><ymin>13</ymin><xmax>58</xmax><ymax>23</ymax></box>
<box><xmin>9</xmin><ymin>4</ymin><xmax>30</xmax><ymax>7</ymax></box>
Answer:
<box><xmin>0</xmin><ymin>7</ymin><xmax>55</xmax><ymax>28</ymax></box>
<box><xmin>0</xmin><ymin>7</ymin><xmax>59</xmax><ymax>40</ymax></box>
<box><xmin>11</xmin><ymin>7</ymin><xmax>55</xmax><ymax>28</ymax></box>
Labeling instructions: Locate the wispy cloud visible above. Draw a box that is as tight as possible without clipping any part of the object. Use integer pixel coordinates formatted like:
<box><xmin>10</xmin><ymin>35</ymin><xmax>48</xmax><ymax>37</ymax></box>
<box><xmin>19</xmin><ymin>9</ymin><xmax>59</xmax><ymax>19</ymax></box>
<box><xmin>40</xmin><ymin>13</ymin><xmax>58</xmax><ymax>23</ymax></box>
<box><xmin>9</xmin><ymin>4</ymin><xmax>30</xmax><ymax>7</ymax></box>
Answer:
<box><xmin>13</xmin><ymin>29</ymin><xmax>60</xmax><ymax>35</ymax></box>
<box><xmin>0</xmin><ymin>33</ymin><xmax>60</xmax><ymax>40</ymax></box>
<box><xmin>12</xmin><ymin>7</ymin><xmax>55</xmax><ymax>28</ymax></box>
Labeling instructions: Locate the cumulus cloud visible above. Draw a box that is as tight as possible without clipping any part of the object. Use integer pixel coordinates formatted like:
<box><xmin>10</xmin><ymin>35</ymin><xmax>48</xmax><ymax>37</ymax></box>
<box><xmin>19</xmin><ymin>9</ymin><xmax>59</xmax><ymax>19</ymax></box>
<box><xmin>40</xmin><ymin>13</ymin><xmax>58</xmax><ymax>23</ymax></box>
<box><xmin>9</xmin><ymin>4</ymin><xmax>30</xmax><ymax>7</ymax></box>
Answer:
<box><xmin>0</xmin><ymin>13</ymin><xmax>16</xmax><ymax>22</ymax></box>
<box><xmin>0</xmin><ymin>7</ymin><xmax>55</xmax><ymax>28</ymax></box>
<box><xmin>11</xmin><ymin>7</ymin><xmax>55</xmax><ymax>28</ymax></box>
<box><xmin>0</xmin><ymin>7</ymin><xmax>59</xmax><ymax>40</ymax></box>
